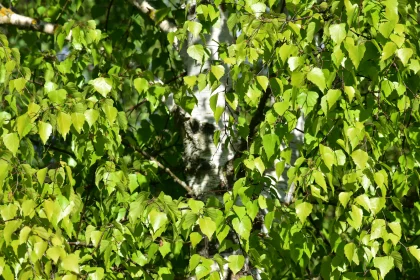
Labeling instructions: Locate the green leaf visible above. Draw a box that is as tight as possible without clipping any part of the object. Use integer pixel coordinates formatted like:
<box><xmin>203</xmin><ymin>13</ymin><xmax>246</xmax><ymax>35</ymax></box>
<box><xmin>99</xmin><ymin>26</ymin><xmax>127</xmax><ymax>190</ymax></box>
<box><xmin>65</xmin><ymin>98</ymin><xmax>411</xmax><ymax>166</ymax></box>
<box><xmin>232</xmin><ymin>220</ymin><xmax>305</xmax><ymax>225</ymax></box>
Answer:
<box><xmin>16</xmin><ymin>114</ymin><xmax>32</xmax><ymax>139</ymax></box>
<box><xmin>256</xmin><ymin>76</ymin><xmax>269</xmax><ymax>91</ymax></box>
<box><xmin>347</xmin><ymin>205</ymin><xmax>363</xmax><ymax>231</ymax></box>
<box><xmin>159</xmin><ymin>241</ymin><xmax>171</xmax><ymax>258</ymax></box>
<box><xmin>262</xmin><ymin>134</ymin><xmax>279</xmax><ymax>160</ymax></box>
<box><xmin>381</xmin><ymin>42</ymin><xmax>397</xmax><ymax>61</ymax></box>
<box><xmin>409</xmin><ymin>246</ymin><xmax>420</xmax><ymax>262</ymax></box>
<box><xmin>19</xmin><ymin>226</ymin><xmax>31</xmax><ymax>244</ymax></box>
<box><xmin>391</xmin><ymin>251</ymin><xmax>403</xmax><ymax>272</ymax></box>
<box><xmin>90</xmin><ymin>231</ymin><xmax>102</xmax><ymax>247</ymax></box>
<box><xmin>339</xmin><ymin>192</ymin><xmax>352</xmax><ymax>208</ymax></box>
<box><xmin>296</xmin><ymin>202</ymin><xmax>313</xmax><ymax>224</ymax></box>
<box><xmin>254</xmin><ymin>157</ymin><xmax>265</xmax><ymax>175</ymax></box>
<box><xmin>320</xmin><ymin>144</ymin><xmax>335</xmax><ymax>170</ymax></box>
<box><xmin>89</xmin><ymin>268</ymin><xmax>104</xmax><ymax>280</ymax></box>
<box><xmin>307</xmin><ymin>67</ymin><xmax>326</xmax><ymax>92</ymax></box>
<box><xmin>344</xmin><ymin>86</ymin><xmax>355</xmax><ymax>102</ymax></box>
<box><xmin>38</xmin><ymin>121</ymin><xmax>52</xmax><ymax>144</ymax></box>
<box><xmin>391</xmin><ymin>197</ymin><xmax>403</xmax><ymax>213</ymax></box>
<box><xmin>246</xmin><ymin>200</ymin><xmax>259</xmax><ymax>221</ymax></box>
<box><xmin>34</xmin><ymin>241</ymin><xmax>48</xmax><ymax>261</ymax></box>
<box><xmin>297</xmin><ymin>91</ymin><xmax>318</xmax><ymax>115</ymax></box>
<box><xmin>71</xmin><ymin>113</ymin><xmax>85</xmax><ymax>133</ymax></box>
<box><xmin>313</xmin><ymin>170</ymin><xmax>327</xmax><ymax>193</ymax></box>
<box><xmin>379</xmin><ymin>21</ymin><xmax>394</xmax><ymax>38</ymax></box>
<box><xmin>90</xmin><ymin>77</ymin><xmax>112</xmax><ymax>97</ymax></box>
<box><xmin>371</xmin><ymin>219</ymin><xmax>386</xmax><ymax>240</ymax></box>
<box><xmin>346</xmin><ymin>126</ymin><xmax>362</xmax><ymax>150</ymax></box>
<box><xmin>187</xmin><ymin>21</ymin><xmax>202</xmax><ymax>38</ymax></box>
<box><xmin>188</xmin><ymin>199</ymin><xmax>204</xmax><ymax>214</ymax></box>
<box><xmin>334</xmin><ymin>150</ymin><xmax>346</xmax><ymax>165</ymax></box>
<box><xmin>21</xmin><ymin>200</ymin><xmax>36</xmax><ymax>217</ymax></box>
<box><xmin>199</xmin><ymin>217</ymin><xmax>216</xmax><ymax>239</ymax></box>
<box><xmin>370</xmin><ymin>197</ymin><xmax>385</xmax><ymax>215</ymax></box>
<box><xmin>57</xmin><ymin>112</ymin><xmax>72</xmax><ymax>139</ymax></box>
<box><xmin>329</xmin><ymin>23</ymin><xmax>346</xmax><ymax>45</ymax></box>
<box><xmin>250</xmin><ymin>3</ymin><xmax>266</xmax><ymax>18</ymax></box>
<box><xmin>211</xmin><ymin>65</ymin><xmax>225</xmax><ymax>81</ymax></box>
<box><xmin>396</xmin><ymin>48</ymin><xmax>413</xmax><ymax>66</ymax></box>
<box><xmin>373</xmin><ymin>256</ymin><xmax>394</xmax><ymax>279</ymax></box>
<box><xmin>190</xmin><ymin>232</ymin><xmax>202</xmax><ymax>249</ymax></box>
<box><xmin>344</xmin><ymin>243</ymin><xmax>356</xmax><ymax>264</ymax></box>
<box><xmin>232</xmin><ymin>216</ymin><xmax>252</xmax><ymax>240</ymax></box>
<box><xmin>3</xmin><ymin>133</ymin><xmax>20</xmax><ymax>156</ymax></box>
<box><xmin>351</xmin><ymin>149</ymin><xmax>369</xmax><ymax>170</ymax></box>
<box><xmin>321</xmin><ymin>89</ymin><xmax>341</xmax><ymax>114</ymax></box>
<box><xmin>288</xmin><ymin>56</ymin><xmax>303</xmax><ymax>71</ymax></box>
<box><xmin>61</xmin><ymin>254</ymin><xmax>80</xmax><ymax>274</ymax></box>
<box><xmin>102</xmin><ymin>105</ymin><xmax>118</xmax><ymax>125</ymax></box>
<box><xmin>48</xmin><ymin>89</ymin><xmax>67</xmax><ymax>104</ymax></box>
<box><xmin>1</xmin><ymin>204</ymin><xmax>18</xmax><ymax>220</ymax></box>
<box><xmin>354</xmin><ymin>194</ymin><xmax>370</xmax><ymax>211</ymax></box>
<box><xmin>149</xmin><ymin>209</ymin><xmax>168</xmax><ymax>232</ymax></box>
<box><xmin>134</xmin><ymin>78</ymin><xmax>149</xmax><ymax>93</ymax></box>
<box><xmin>4</xmin><ymin>220</ymin><xmax>22</xmax><ymax>245</ymax></box>
<box><xmin>388</xmin><ymin>222</ymin><xmax>401</xmax><ymax>238</ymax></box>
<box><xmin>37</xmin><ymin>167</ymin><xmax>48</xmax><ymax>185</ymax></box>
<box><xmin>84</xmin><ymin>109</ymin><xmax>99</xmax><ymax>127</ymax></box>
<box><xmin>227</xmin><ymin>255</ymin><xmax>244</xmax><ymax>275</ymax></box>
<box><xmin>189</xmin><ymin>254</ymin><xmax>201</xmax><ymax>272</ymax></box>
<box><xmin>344</xmin><ymin>38</ymin><xmax>365</xmax><ymax>69</ymax></box>
<box><xmin>13</xmin><ymin>77</ymin><xmax>27</xmax><ymax>92</ymax></box>
<box><xmin>187</xmin><ymin>45</ymin><xmax>207</xmax><ymax>62</ymax></box>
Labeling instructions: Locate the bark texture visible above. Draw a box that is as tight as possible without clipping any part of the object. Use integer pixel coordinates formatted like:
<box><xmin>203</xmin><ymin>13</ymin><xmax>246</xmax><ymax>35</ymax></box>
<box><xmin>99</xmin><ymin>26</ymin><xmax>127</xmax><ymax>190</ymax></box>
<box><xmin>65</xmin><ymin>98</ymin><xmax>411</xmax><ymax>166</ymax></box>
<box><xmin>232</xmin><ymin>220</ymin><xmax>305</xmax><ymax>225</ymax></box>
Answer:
<box><xmin>182</xmin><ymin>8</ymin><xmax>236</xmax><ymax>196</ymax></box>
<box><xmin>0</xmin><ymin>4</ymin><xmax>71</xmax><ymax>39</ymax></box>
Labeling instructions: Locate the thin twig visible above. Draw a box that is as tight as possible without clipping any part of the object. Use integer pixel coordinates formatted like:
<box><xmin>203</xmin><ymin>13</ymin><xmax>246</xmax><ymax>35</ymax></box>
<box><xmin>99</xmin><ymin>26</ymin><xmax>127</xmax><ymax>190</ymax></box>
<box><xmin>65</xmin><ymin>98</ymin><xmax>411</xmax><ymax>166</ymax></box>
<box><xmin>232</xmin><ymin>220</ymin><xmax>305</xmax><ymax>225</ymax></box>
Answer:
<box><xmin>140</xmin><ymin>149</ymin><xmax>195</xmax><ymax>196</ymax></box>
<box><xmin>105</xmin><ymin>0</ymin><xmax>115</xmax><ymax>32</ymax></box>
<box><xmin>55</xmin><ymin>0</ymin><xmax>70</xmax><ymax>21</ymax></box>
<box><xmin>126</xmin><ymin>98</ymin><xmax>147</xmax><ymax>116</ymax></box>
<box><xmin>125</xmin><ymin>141</ymin><xmax>195</xmax><ymax>196</ymax></box>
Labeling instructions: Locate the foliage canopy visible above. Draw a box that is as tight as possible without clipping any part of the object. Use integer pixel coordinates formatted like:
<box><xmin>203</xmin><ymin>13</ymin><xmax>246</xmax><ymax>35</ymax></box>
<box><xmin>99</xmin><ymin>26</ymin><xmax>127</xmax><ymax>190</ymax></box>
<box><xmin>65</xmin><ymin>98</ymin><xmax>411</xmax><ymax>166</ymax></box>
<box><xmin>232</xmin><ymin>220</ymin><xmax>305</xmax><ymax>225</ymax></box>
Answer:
<box><xmin>1</xmin><ymin>0</ymin><xmax>420</xmax><ymax>279</ymax></box>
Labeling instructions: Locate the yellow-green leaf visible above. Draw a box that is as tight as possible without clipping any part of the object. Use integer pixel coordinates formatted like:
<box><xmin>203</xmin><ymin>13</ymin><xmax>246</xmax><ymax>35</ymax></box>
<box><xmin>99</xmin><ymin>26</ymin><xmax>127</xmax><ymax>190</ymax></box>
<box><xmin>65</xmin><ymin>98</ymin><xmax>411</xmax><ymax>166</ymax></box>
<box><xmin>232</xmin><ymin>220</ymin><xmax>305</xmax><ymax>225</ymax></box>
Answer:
<box><xmin>57</xmin><ymin>112</ymin><xmax>72</xmax><ymax>139</ymax></box>
<box><xmin>296</xmin><ymin>202</ymin><xmax>313</xmax><ymax>224</ymax></box>
<box><xmin>3</xmin><ymin>133</ymin><xmax>20</xmax><ymax>156</ymax></box>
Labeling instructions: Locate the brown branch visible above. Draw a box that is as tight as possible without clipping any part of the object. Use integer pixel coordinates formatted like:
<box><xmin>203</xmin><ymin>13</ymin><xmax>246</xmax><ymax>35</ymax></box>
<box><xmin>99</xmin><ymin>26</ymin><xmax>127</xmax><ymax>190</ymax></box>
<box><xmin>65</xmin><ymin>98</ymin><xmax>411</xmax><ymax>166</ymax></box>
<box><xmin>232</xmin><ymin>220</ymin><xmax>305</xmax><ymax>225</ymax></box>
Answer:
<box><xmin>124</xmin><ymin>140</ymin><xmax>194</xmax><ymax>196</ymax></box>
<box><xmin>140</xmin><ymin>149</ymin><xmax>195</xmax><ymax>196</ymax></box>
<box><xmin>239</xmin><ymin>87</ymin><xmax>272</xmax><ymax>152</ymax></box>
<box><xmin>105</xmin><ymin>0</ymin><xmax>115</xmax><ymax>32</ymax></box>
<box><xmin>126</xmin><ymin>98</ymin><xmax>147</xmax><ymax>116</ymax></box>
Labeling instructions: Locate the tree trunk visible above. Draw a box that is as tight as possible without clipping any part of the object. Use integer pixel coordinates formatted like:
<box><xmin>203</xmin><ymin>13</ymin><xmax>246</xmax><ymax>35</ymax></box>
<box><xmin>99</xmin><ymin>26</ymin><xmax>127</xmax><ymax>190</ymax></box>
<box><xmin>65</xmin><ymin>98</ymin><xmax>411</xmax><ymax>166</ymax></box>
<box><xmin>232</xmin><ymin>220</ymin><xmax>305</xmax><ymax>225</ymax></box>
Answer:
<box><xmin>181</xmin><ymin>8</ymin><xmax>235</xmax><ymax>197</ymax></box>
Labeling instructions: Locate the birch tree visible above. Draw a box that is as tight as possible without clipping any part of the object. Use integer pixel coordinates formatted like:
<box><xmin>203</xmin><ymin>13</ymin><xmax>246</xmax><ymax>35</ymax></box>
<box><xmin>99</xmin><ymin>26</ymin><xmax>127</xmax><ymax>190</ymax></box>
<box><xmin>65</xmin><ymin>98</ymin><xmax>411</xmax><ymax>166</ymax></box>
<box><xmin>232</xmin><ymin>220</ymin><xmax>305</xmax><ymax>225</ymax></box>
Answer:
<box><xmin>1</xmin><ymin>0</ymin><xmax>420</xmax><ymax>279</ymax></box>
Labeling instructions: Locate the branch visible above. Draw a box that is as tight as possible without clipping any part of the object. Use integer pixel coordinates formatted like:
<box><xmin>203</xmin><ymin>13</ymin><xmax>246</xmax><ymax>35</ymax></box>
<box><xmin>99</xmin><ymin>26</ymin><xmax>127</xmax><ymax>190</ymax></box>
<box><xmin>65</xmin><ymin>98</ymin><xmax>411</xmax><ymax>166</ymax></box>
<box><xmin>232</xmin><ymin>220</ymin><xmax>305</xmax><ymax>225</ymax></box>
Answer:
<box><xmin>124</xmin><ymin>140</ymin><xmax>195</xmax><ymax>196</ymax></box>
<box><xmin>238</xmin><ymin>87</ymin><xmax>272</xmax><ymax>152</ymax></box>
<box><xmin>68</xmin><ymin>241</ymin><xmax>95</xmax><ymax>247</ymax></box>
<box><xmin>30</xmin><ymin>138</ymin><xmax>76</xmax><ymax>158</ymax></box>
<box><xmin>0</xmin><ymin>4</ymin><xmax>71</xmax><ymax>39</ymax></box>
<box><xmin>141</xmin><ymin>149</ymin><xmax>195</xmax><ymax>196</ymax></box>
<box><xmin>129</xmin><ymin>0</ymin><xmax>178</xmax><ymax>33</ymax></box>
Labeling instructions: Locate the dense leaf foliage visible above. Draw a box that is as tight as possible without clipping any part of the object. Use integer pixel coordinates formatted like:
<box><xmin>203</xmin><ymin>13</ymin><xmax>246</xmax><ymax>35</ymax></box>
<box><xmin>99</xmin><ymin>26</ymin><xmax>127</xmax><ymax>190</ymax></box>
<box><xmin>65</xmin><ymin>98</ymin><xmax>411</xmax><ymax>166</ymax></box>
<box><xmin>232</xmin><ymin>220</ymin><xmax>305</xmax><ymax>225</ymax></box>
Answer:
<box><xmin>1</xmin><ymin>0</ymin><xmax>420</xmax><ymax>279</ymax></box>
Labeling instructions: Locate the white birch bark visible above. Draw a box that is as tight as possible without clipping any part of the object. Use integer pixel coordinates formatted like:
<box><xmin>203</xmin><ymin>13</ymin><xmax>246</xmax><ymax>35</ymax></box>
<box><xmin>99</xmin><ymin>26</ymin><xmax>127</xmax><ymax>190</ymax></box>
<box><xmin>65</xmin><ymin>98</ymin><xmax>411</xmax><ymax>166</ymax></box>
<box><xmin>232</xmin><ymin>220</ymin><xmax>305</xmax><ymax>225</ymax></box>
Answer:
<box><xmin>182</xmin><ymin>7</ymin><xmax>236</xmax><ymax>197</ymax></box>
<box><xmin>0</xmin><ymin>4</ymin><xmax>72</xmax><ymax>40</ymax></box>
